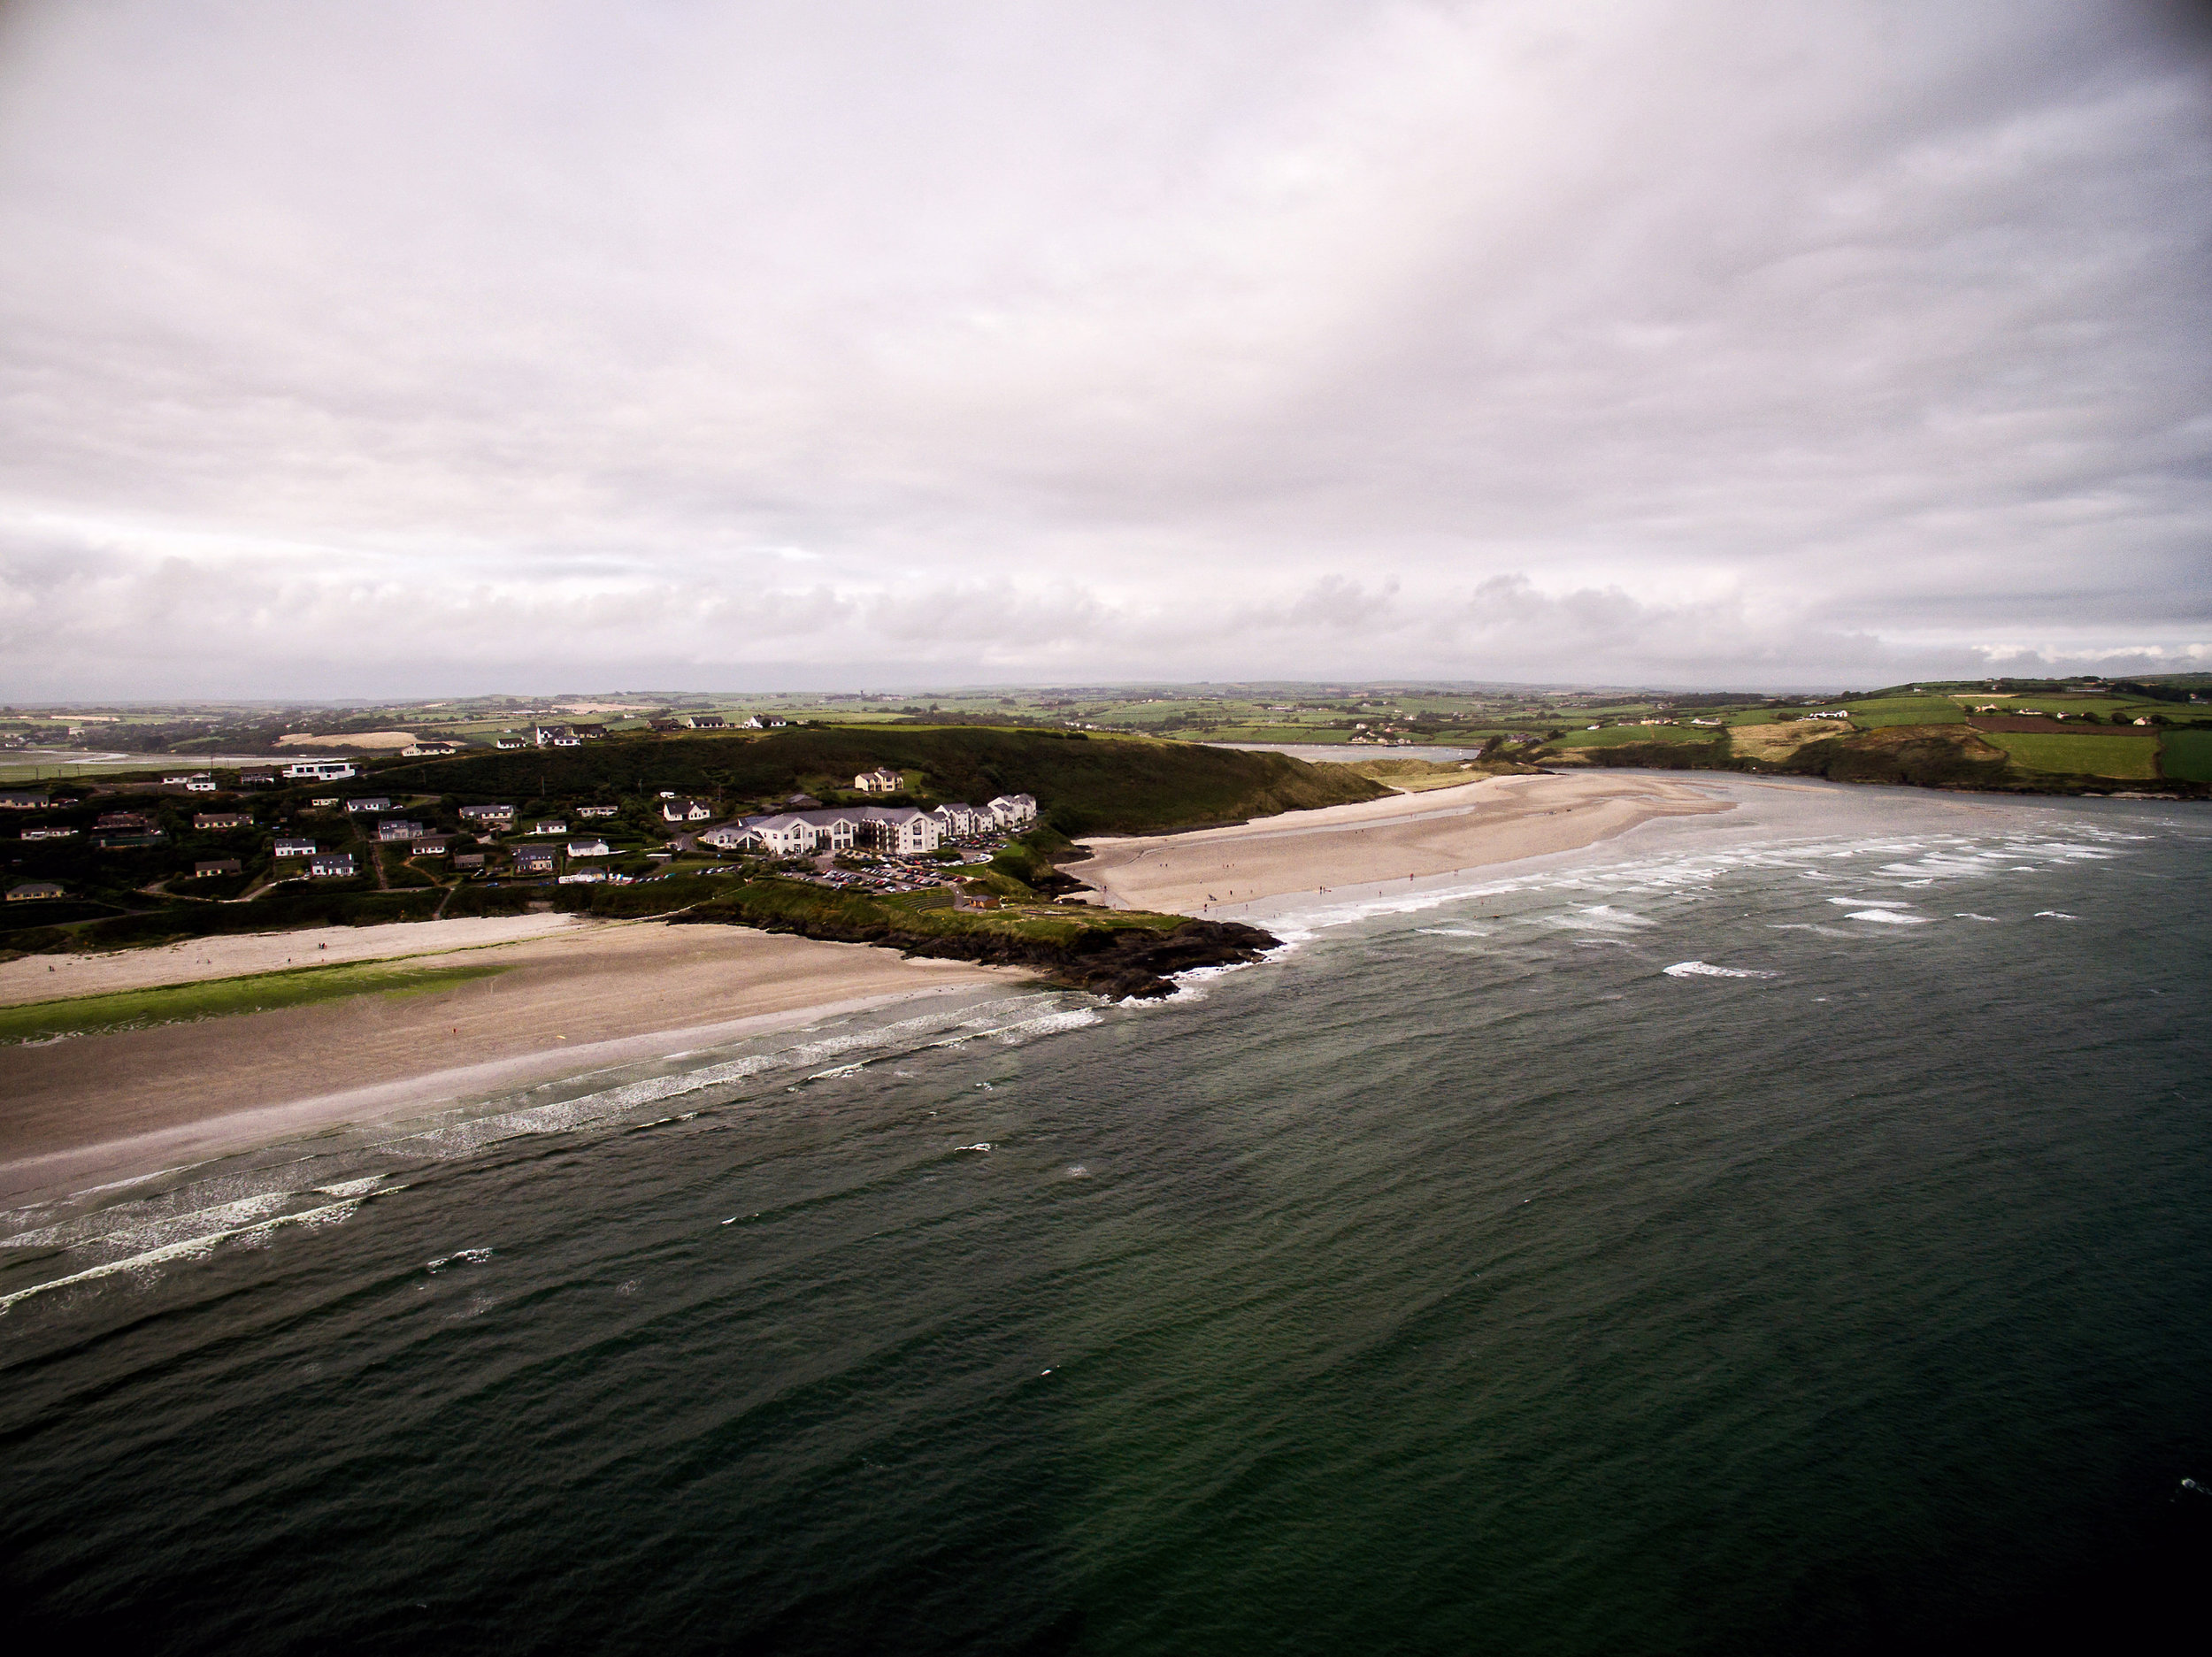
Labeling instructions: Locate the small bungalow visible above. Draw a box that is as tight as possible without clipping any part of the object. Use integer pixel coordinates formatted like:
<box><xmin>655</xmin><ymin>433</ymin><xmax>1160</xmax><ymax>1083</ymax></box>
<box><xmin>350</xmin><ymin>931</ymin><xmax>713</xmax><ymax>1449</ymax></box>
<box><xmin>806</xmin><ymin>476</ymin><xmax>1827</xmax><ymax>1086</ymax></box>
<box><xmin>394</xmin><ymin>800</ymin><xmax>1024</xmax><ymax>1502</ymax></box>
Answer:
<box><xmin>281</xmin><ymin>760</ymin><xmax>357</xmax><ymax>780</ymax></box>
<box><xmin>457</xmin><ymin>803</ymin><xmax>515</xmax><ymax>825</ymax></box>
<box><xmin>184</xmin><ymin>776</ymin><xmax>219</xmax><ymax>794</ymax></box>
<box><xmin>94</xmin><ymin>811</ymin><xmax>152</xmax><ymax>832</ymax></box>
<box><xmin>7</xmin><ymin>880</ymin><xmax>65</xmax><ymax>901</ymax></box>
<box><xmin>534</xmin><ymin>818</ymin><xmax>568</xmax><ymax>835</ymax></box>
<box><xmin>194</xmin><ymin>813</ymin><xmax>253</xmax><ymax>831</ymax></box>
<box><xmin>22</xmin><ymin>826</ymin><xmax>77</xmax><ymax>841</ymax></box>
<box><xmin>495</xmin><ymin>736</ymin><xmax>527</xmax><ymax>750</ymax></box>
<box><xmin>194</xmin><ymin>858</ymin><xmax>243</xmax><ymax>878</ymax></box>
<box><xmin>576</xmin><ymin>804</ymin><xmax>618</xmax><ymax>818</ymax></box>
<box><xmin>402</xmin><ymin>741</ymin><xmax>462</xmax><ymax>756</ymax></box>
<box><xmin>411</xmin><ymin>837</ymin><xmax>453</xmax><ymax>856</ymax></box>
<box><xmin>308</xmin><ymin>854</ymin><xmax>356</xmax><ymax>878</ymax></box>
<box><xmin>273</xmin><ymin>838</ymin><xmax>317</xmax><ymax>857</ymax></box>
<box><xmin>0</xmin><ymin>790</ymin><xmax>50</xmax><ymax>809</ymax></box>
<box><xmin>453</xmin><ymin>852</ymin><xmax>486</xmax><ymax>871</ymax></box>
<box><xmin>345</xmin><ymin>797</ymin><xmax>394</xmax><ymax>814</ymax></box>
<box><xmin>566</xmin><ymin>839</ymin><xmax>612</xmax><ymax>858</ymax></box>
<box><xmin>681</xmin><ymin>714</ymin><xmax>728</xmax><ymax>729</ymax></box>
<box><xmin>511</xmin><ymin>845</ymin><xmax>557</xmax><ymax>874</ymax></box>
<box><xmin>376</xmin><ymin>820</ymin><xmax>427</xmax><ymax>842</ymax></box>
<box><xmin>659</xmin><ymin>799</ymin><xmax>714</xmax><ymax>823</ymax></box>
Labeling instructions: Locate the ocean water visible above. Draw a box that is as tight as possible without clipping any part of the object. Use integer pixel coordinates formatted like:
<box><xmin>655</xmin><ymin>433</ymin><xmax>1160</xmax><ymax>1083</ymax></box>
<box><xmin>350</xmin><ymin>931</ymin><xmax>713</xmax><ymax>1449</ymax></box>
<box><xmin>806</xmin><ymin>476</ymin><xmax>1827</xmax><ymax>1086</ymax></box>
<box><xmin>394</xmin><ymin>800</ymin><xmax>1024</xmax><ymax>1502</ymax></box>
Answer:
<box><xmin>4</xmin><ymin>780</ymin><xmax>2208</xmax><ymax>1654</ymax></box>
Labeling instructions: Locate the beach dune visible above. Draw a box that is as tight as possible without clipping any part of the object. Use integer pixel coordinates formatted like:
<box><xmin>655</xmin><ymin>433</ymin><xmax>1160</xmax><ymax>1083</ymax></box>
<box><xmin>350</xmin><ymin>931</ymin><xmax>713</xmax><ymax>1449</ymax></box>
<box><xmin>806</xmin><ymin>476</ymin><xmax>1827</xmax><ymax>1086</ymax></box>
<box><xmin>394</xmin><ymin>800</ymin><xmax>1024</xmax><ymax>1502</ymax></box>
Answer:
<box><xmin>1077</xmin><ymin>771</ymin><xmax>1733</xmax><ymax>913</ymax></box>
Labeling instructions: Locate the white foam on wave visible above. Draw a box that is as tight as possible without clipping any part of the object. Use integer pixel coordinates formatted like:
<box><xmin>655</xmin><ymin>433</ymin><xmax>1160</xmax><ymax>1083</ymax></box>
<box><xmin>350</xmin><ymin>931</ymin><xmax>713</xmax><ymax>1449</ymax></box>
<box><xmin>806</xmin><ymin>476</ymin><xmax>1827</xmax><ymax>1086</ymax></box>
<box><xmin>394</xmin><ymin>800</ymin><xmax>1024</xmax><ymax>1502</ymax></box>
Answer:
<box><xmin>2034</xmin><ymin>910</ymin><xmax>2078</xmax><ymax>920</ymax></box>
<box><xmin>426</xmin><ymin>1247</ymin><xmax>493</xmax><ymax>1272</ymax></box>
<box><xmin>1664</xmin><ymin>961</ymin><xmax>1778</xmax><ymax>979</ymax></box>
<box><xmin>1830</xmin><ymin>898</ymin><xmax>1911</xmax><ymax>909</ymax></box>
<box><xmin>379</xmin><ymin>992</ymin><xmax>1078</xmax><ymax>1160</ymax></box>
<box><xmin>1845</xmin><ymin>909</ymin><xmax>1932</xmax><ymax>924</ymax></box>
<box><xmin>0</xmin><ymin>1197</ymin><xmax>366</xmax><ymax>1316</ymax></box>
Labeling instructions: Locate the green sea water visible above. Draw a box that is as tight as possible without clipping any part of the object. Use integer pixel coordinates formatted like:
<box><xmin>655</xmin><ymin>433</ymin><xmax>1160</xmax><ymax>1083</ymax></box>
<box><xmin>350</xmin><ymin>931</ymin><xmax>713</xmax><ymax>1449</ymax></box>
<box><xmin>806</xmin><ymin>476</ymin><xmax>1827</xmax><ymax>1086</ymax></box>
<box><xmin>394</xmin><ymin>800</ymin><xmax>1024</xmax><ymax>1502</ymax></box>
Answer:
<box><xmin>3</xmin><ymin>781</ymin><xmax>2208</xmax><ymax>1653</ymax></box>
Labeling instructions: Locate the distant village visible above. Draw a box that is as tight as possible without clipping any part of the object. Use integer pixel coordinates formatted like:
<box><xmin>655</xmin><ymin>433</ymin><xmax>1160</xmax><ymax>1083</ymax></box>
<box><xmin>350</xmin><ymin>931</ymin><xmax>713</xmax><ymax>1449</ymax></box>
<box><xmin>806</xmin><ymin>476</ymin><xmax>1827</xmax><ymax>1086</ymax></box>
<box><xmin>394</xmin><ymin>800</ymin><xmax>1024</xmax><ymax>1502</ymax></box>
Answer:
<box><xmin>2</xmin><ymin>759</ymin><xmax>1038</xmax><ymax>910</ymax></box>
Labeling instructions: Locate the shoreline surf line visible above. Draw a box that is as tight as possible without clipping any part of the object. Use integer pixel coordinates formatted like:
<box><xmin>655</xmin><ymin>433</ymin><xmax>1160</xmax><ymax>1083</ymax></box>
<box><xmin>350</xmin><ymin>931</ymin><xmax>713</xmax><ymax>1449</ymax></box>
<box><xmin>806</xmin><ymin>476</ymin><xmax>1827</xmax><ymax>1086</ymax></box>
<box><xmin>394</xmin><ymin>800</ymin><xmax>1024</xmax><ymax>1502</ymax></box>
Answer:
<box><xmin>1076</xmin><ymin>771</ymin><xmax>1736</xmax><ymax>917</ymax></box>
<box><xmin>0</xmin><ymin>979</ymin><xmax>1017</xmax><ymax>1210</ymax></box>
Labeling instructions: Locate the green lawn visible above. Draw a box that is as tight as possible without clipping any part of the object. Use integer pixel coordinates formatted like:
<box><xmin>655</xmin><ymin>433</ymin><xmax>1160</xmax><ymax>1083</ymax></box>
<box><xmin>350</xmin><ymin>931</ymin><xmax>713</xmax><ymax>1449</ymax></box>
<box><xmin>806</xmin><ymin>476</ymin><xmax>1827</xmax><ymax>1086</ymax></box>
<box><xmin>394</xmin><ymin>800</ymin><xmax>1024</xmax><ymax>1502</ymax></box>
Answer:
<box><xmin>0</xmin><ymin>959</ymin><xmax>511</xmax><ymax>1045</ymax></box>
<box><xmin>1978</xmin><ymin>731</ymin><xmax>2160</xmax><ymax>779</ymax></box>
<box><xmin>2157</xmin><ymin>729</ymin><xmax>2212</xmax><ymax>782</ymax></box>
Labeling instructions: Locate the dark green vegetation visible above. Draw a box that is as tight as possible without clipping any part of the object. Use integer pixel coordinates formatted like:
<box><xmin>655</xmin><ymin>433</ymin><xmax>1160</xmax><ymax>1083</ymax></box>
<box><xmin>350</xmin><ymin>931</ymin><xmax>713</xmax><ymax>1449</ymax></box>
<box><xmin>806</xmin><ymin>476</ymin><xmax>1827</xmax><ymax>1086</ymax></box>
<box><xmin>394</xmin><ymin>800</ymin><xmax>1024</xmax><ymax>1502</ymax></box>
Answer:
<box><xmin>380</xmin><ymin>725</ymin><xmax>1384</xmax><ymax>835</ymax></box>
<box><xmin>668</xmin><ymin>878</ymin><xmax>1278</xmax><ymax>1000</ymax></box>
<box><xmin>2</xmin><ymin>730</ymin><xmax>1375</xmax><ymax>960</ymax></box>
<box><xmin>0</xmin><ymin>959</ymin><xmax>511</xmax><ymax>1046</ymax></box>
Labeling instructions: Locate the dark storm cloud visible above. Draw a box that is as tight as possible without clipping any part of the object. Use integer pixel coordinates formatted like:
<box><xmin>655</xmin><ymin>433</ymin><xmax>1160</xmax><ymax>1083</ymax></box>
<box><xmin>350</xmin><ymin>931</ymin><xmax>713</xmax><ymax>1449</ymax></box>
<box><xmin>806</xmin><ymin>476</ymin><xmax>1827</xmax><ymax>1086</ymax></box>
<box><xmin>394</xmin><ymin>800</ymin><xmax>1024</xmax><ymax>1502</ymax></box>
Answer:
<box><xmin>0</xmin><ymin>0</ymin><xmax>2206</xmax><ymax>694</ymax></box>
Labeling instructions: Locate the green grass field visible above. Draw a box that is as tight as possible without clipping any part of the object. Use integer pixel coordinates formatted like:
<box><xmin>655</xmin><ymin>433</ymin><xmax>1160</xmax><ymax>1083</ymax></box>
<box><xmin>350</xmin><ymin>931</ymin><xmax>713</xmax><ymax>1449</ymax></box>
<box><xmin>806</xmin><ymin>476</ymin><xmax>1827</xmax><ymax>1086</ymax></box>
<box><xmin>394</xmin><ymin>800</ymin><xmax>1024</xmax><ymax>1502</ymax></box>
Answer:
<box><xmin>1842</xmin><ymin>696</ymin><xmax>1967</xmax><ymax>728</ymax></box>
<box><xmin>1547</xmin><ymin>725</ymin><xmax>1723</xmax><ymax>748</ymax></box>
<box><xmin>0</xmin><ymin>959</ymin><xmax>511</xmax><ymax>1045</ymax></box>
<box><xmin>1978</xmin><ymin>731</ymin><xmax>2160</xmax><ymax>779</ymax></box>
<box><xmin>2156</xmin><ymin>729</ymin><xmax>2212</xmax><ymax>782</ymax></box>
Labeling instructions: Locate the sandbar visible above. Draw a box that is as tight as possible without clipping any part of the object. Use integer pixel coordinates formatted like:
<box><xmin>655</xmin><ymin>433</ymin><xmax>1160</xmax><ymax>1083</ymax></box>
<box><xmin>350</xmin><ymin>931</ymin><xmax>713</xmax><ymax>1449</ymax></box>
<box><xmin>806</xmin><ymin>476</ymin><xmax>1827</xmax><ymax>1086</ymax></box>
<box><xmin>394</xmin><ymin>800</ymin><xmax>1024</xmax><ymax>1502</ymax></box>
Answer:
<box><xmin>1077</xmin><ymin>771</ymin><xmax>1733</xmax><ymax>914</ymax></box>
<box><xmin>1</xmin><ymin>919</ymin><xmax>1019</xmax><ymax>1206</ymax></box>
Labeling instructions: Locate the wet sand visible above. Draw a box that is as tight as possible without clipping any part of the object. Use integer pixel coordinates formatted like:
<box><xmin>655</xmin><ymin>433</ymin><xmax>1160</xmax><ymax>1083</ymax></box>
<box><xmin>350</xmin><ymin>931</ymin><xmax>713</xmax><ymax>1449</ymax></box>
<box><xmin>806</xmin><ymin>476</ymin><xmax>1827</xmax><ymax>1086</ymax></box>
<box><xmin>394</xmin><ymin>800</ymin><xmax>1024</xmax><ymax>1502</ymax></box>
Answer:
<box><xmin>1077</xmin><ymin>771</ymin><xmax>1734</xmax><ymax>914</ymax></box>
<box><xmin>0</xmin><ymin>921</ymin><xmax>1018</xmax><ymax>1206</ymax></box>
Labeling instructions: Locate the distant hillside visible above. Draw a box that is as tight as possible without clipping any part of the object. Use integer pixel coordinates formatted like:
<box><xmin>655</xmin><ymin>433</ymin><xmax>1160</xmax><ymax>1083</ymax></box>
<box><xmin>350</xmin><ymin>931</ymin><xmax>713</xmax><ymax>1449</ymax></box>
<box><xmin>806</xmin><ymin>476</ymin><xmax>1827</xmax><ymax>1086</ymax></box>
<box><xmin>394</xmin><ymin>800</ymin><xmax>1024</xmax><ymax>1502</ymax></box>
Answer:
<box><xmin>374</xmin><ymin>726</ymin><xmax>1387</xmax><ymax>832</ymax></box>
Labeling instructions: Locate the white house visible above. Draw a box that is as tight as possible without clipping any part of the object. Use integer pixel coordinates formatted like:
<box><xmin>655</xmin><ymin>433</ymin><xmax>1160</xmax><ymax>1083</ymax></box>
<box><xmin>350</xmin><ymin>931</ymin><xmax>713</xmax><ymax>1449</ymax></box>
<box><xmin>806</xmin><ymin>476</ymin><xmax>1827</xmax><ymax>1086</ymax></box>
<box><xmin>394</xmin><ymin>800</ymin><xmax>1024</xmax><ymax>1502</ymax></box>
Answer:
<box><xmin>566</xmin><ymin>839</ymin><xmax>612</xmax><ymax>858</ymax></box>
<box><xmin>577</xmin><ymin>805</ymin><xmax>618</xmax><ymax>818</ymax></box>
<box><xmin>681</xmin><ymin>714</ymin><xmax>728</xmax><ymax>729</ymax></box>
<box><xmin>495</xmin><ymin>736</ymin><xmax>527</xmax><ymax>750</ymax></box>
<box><xmin>184</xmin><ymin>775</ymin><xmax>219</xmax><ymax>793</ymax></box>
<box><xmin>282</xmin><ymin>759</ymin><xmax>357</xmax><ymax>780</ymax></box>
<box><xmin>854</xmin><ymin>768</ymin><xmax>902</xmax><ymax>794</ymax></box>
<box><xmin>737</xmin><ymin>813</ymin><xmax>820</xmax><ymax>856</ymax></box>
<box><xmin>377</xmin><ymin>820</ymin><xmax>426</xmax><ymax>842</ymax></box>
<box><xmin>659</xmin><ymin>799</ymin><xmax>714</xmax><ymax>823</ymax></box>
<box><xmin>274</xmin><ymin>838</ymin><xmax>316</xmax><ymax>857</ymax></box>
<box><xmin>458</xmin><ymin>803</ymin><xmax>514</xmax><ymax>825</ymax></box>
<box><xmin>987</xmin><ymin>794</ymin><xmax>1038</xmax><ymax>827</ymax></box>
<box><xmin>308</xmin><ymin>853</ymin><xmax>356</xmax><ymax>878</ymax></box>
<box><xmin>345</xmin><ymin>797</ymin><xmax>394</xmax><ymax>813</ymax></box>
<box><xmin>403</xmin><ymin>741</ymin><xmax>461</xmax><ymax>756</ymax></box>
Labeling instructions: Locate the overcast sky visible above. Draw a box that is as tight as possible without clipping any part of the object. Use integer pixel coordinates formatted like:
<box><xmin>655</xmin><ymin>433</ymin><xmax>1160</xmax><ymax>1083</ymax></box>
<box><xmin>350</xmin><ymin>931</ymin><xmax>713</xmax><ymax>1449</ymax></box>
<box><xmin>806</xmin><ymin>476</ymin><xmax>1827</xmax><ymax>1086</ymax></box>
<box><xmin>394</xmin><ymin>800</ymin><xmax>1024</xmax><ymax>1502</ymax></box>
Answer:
<box><xmin>2</xmin><ymin>1</ymin><xmax>2208</xmax><ymax>698</ymax></box>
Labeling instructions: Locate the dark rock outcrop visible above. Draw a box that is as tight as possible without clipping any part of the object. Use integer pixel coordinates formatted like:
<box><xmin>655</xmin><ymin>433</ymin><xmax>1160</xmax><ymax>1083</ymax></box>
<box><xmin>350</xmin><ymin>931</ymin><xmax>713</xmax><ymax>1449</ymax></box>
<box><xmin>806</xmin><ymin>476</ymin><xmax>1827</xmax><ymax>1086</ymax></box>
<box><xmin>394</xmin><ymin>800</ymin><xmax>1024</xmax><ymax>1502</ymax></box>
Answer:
<box><xmin>675</xmin><ymin>904</ymin><xmax>1279</xmax><ymax>1000</ymax></box>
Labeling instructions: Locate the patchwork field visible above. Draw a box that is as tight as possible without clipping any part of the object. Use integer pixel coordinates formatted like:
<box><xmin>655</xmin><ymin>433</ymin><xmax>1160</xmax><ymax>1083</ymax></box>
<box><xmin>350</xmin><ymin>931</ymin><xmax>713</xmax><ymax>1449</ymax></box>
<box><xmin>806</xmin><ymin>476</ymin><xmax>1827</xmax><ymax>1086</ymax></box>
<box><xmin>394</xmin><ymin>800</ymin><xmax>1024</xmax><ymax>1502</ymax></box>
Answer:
<box><xmin>2156</xmin><ymin>729</ymin><xmax>2212</xmax><ymax>782</ymax></box>
<box><xmin>1839</xmin><ymin>696</ymin><xmax>1966</xmax><ymax>728</ymax></box>
<box><xmin>1545</xmin><ymin>725</ymin><xmax>1724</xmax><ymax>748</ymax></box>
<box><xmin>1978</xmin><ymin>731</ymin><xmax>2161</xmax><ymax>779</ymax></box>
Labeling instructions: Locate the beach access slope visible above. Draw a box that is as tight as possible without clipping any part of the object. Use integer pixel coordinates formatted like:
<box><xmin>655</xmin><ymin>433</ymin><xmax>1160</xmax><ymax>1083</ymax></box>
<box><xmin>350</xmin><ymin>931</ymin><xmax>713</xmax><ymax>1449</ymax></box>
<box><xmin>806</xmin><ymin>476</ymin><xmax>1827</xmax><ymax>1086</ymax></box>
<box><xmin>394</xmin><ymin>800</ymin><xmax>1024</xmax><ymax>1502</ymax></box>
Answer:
<box><xmin>1076</xmin><ymin>771</ymin><xmax>1734</xmax><ymax>914</ymax></box>
<box><xmin>0</xmin><ymin>918</ymin><xmax>1015</xmax><ymax>1206</ymax></box>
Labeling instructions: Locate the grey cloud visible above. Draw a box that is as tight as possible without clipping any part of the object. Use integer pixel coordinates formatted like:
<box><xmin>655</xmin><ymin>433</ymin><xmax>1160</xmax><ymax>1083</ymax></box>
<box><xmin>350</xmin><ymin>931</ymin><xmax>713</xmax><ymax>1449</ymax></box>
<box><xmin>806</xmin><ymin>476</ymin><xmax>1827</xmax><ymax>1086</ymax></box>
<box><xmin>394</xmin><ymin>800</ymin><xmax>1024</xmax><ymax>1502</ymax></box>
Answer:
<box><xmin>0</xmin><ymin>0</ymin><xmax>2206</xmax><ymax>694</ymax></box>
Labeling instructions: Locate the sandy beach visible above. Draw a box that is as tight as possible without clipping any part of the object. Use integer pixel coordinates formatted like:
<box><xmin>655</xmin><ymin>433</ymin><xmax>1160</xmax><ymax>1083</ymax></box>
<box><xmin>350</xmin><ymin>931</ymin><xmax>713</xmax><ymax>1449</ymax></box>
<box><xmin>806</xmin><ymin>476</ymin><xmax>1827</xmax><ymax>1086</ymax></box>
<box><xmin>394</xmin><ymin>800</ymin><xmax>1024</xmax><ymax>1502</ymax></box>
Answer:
<box><xmin>1</xmin><ymin>919</ymin><xmax>1019</xmax><ymax>1206</ymax></box>
<box><xmin>1076</xmin><ymin>771</ymin><xmax>1734</xmax><ymax>914</ymax></box>
<box><xmin>0</xmin><ymin>911</ymin><xmax>584</xmax><ymax>1008</ymax></box>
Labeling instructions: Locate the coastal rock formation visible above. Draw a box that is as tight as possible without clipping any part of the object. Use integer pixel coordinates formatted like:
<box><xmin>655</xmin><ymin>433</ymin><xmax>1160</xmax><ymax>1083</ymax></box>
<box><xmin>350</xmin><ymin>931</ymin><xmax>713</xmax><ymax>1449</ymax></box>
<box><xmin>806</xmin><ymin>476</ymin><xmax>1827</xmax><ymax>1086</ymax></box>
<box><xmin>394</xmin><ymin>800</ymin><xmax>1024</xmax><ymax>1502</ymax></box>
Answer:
<box><xmin>678</xmin><ymin>905</ymin><xmax>1279</xmax><ymax>1000</ymax></box>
